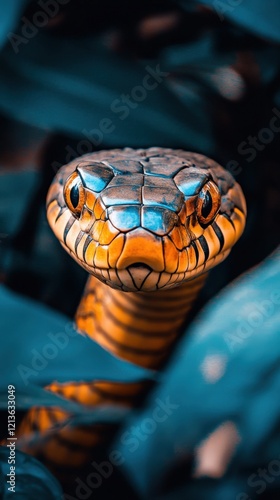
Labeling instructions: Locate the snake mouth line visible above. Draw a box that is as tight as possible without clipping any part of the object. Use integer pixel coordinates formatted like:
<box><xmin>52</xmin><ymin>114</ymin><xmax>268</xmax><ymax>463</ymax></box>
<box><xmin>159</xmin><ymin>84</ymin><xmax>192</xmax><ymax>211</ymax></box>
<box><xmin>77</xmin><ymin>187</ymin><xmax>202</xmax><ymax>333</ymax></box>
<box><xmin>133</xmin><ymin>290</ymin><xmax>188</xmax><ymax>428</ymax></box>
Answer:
<box><xmin>58</xmin><ymin>234</ymin><xmax>230</xmax><ymax>292</ymax></box>
<box><xmin>49</xmin><ymin>205</ymin><xmax>233</xmax><ymax>292</ymax></box>
<box><xmin>127</xmin><ymin>263</ymin><xmax>153</xmax><ymax>270</ymax></box>
<box><xmin>48</xmin><ymin>195</ymin><xmax>241</xmax><ymax>292</ymax></box>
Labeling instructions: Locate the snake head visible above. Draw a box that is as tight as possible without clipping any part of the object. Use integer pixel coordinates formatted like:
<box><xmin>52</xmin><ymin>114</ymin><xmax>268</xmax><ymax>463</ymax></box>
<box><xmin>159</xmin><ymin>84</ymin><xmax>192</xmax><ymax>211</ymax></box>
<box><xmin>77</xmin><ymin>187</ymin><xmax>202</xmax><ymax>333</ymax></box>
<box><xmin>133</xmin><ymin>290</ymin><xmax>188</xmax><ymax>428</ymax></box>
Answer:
<box><xmin>46</xmin><ymin>148</ymin><xmax>246</xmax><ymax>292</ymax></box>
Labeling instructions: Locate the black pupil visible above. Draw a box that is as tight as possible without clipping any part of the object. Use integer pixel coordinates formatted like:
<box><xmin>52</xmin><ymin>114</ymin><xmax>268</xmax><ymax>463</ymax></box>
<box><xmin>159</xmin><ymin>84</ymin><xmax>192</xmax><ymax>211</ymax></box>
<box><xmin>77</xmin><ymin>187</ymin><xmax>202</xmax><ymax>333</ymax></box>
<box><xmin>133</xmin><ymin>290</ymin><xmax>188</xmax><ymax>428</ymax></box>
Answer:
<box><xmin>70</xmin><ymin>184</ymin><xmax>80</xmax><ymax>209</ymax></box>
<box><xmin>201</xmin><ymin>190</ymin><xmax>213</xmax><ymax>218</ymax></box>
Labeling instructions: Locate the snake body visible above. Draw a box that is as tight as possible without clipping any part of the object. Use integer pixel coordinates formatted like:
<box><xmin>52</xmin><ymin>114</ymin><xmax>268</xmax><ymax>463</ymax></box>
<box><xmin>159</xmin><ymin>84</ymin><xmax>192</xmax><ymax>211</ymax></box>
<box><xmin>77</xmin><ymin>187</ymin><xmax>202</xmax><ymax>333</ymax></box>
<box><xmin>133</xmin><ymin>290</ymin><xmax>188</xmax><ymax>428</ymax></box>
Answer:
<box><xmin>17</xmin><ymin>148</ymin><xmax>246</xmax><ymax>484</ymax></box>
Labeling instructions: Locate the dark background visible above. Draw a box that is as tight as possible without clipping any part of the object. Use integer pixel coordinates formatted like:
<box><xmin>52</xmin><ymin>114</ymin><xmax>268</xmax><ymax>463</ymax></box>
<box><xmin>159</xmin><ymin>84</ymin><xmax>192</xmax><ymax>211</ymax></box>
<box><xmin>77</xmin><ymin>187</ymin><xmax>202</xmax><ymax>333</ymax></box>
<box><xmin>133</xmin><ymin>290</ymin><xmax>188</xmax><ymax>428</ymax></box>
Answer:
<box><xmin>0</xmin><ymin>1</ymin><xmax>280</xmax><ymax>498</ymax></box>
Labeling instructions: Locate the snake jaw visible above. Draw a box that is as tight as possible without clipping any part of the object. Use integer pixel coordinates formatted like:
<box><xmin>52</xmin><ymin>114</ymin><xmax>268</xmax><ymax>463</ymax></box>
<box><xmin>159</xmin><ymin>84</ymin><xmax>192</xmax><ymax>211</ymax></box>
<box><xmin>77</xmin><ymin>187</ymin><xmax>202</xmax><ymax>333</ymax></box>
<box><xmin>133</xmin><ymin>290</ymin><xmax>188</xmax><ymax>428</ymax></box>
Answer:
<box><xmin>55</xmin><ymin>240</ymin><xmax>231</xmax><ymax>292</ymax></box>
<box><xmin>47</xmin><ymin>148</ymin><xmax>246</xmax><ymax>293</ymax></box>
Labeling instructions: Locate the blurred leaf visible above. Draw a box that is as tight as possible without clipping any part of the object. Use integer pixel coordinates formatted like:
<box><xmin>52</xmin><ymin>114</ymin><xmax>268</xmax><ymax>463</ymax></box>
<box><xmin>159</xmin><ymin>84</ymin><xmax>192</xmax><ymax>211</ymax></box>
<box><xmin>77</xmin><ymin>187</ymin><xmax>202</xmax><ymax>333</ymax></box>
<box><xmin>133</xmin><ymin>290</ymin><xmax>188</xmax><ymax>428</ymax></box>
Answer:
<box><xmin>0</xmin><ymin>0</ymin><xmax>28</xmax><ymax>49</ymax></box>
<box><xmin>191</xmin><ymin>0</ymin><xmax>280</xmax><ymax>42</ymax></box>
<box><xmin>0</xmin><ymin>446</ymin><xmax>63</xmax><ymax>499</ymax></box>
<box><xmin>0</xmin><ymin>28</ymin><xmax>215</xmax><ymax>154</ymax></box>
<box><xmin>114</xmin><ymin>247</ymin><xmax>280</xmax><ymax>498</ymax></box>
<box><xmin>0</xmin><ymin>285</ymin><xmax>155</xmax><ymax>411</ymax></box>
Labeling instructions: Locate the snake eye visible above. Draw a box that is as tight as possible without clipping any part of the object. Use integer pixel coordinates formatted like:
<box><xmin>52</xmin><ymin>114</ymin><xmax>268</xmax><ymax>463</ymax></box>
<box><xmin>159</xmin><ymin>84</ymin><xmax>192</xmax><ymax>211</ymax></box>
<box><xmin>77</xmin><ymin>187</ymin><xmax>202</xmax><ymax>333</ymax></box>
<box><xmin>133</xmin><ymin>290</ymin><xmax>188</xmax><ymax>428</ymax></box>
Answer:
<box><xmin>64</xmin><ymin>172</ymin><xmax>85</xmax><ymax>217</ymax></box>
<box><xmin>196</xmin><ymin>180</ymin><xmax>221</xmax><ymax>227</ymax></box>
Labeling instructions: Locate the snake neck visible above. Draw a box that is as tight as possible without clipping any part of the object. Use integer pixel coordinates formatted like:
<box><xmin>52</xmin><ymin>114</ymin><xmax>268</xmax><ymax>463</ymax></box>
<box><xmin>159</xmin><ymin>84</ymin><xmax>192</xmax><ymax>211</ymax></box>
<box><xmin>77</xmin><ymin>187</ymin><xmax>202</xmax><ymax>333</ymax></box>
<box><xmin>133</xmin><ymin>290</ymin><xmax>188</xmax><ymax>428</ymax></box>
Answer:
<box><xmin>76</xmin><ymin>272</ymin><xmax>208</xmax><ymax>369</ymax></box>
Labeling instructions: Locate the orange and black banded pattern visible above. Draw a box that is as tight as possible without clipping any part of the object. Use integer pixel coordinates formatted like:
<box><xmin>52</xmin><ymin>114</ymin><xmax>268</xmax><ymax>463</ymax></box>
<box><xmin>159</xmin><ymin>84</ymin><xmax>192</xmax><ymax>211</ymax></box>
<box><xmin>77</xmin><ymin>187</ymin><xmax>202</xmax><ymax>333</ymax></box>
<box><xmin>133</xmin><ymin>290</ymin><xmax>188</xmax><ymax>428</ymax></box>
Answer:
<box><xmin>15</xmin><ymin>148</ymin><xmax>246</xmax><ymax>483</ymax></box>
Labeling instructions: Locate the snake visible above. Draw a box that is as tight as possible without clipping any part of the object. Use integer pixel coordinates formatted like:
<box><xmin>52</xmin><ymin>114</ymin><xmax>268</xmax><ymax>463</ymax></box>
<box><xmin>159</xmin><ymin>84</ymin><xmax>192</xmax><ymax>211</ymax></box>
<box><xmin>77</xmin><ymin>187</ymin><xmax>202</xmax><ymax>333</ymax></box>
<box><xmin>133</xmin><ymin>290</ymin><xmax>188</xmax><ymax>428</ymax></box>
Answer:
<box><xmin>16</xmin><ymin>147</ymin><xmax>246</xmax><ymax>486</ymax></box>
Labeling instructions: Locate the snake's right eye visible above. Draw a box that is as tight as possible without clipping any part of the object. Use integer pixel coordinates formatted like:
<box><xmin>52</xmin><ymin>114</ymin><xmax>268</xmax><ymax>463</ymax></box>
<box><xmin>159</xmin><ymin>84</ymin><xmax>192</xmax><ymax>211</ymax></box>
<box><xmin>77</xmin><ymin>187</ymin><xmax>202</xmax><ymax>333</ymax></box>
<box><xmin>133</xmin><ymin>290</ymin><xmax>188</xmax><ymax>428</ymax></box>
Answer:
<box><xmin>196</xmin><ymin>180</ymin><xmax>221</xmax><ymax>227</ymax></box>
<box><xmin>64</xmin><ymin>172</ymin><xmax>85</xmax><ymax>217</ymax></box>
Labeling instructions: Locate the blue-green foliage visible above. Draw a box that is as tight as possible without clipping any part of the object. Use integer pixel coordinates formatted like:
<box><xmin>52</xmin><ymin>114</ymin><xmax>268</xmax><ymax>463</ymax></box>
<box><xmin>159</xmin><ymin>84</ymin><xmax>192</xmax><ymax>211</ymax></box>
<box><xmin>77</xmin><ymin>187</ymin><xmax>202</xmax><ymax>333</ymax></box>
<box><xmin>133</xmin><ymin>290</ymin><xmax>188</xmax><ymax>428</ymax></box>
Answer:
<box><xmin>0</xmin><ymin>284</ymin><xmax>155</xmax><ymax>414</ymax></box>
<box><xmin>0</xmin><ymin>447</ymin><xmax>63</xmax><ymax>499</ymax></box>
<box><xmin>115</xmin><ymin>248</ymin><xmax>280</xmax><ymax>499</ymax></box>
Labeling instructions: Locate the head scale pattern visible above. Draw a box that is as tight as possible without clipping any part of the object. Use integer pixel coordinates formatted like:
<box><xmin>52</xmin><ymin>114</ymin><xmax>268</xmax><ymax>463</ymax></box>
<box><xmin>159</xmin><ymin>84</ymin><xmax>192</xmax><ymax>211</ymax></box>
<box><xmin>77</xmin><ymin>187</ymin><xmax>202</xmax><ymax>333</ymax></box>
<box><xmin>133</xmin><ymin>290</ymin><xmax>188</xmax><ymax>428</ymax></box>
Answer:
<box><xmin>47</xmin><ymin>148</ymin><xmax>246</xmax><ymax>292</ymax></box>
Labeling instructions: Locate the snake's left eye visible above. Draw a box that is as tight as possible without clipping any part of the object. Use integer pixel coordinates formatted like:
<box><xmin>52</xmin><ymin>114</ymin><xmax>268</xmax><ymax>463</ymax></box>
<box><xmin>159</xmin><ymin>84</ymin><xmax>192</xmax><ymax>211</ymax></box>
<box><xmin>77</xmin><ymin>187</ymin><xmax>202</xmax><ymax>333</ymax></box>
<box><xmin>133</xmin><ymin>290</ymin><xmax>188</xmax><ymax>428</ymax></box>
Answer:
<box><xmin>64</xmin><ymin>172</ymin><xmax>85</xmax><ymax>217</ymax></box>
<box><xmin>196</xmin><ymin>180</ymin><xmax>221</xmax><ymax>227</ymax></box>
